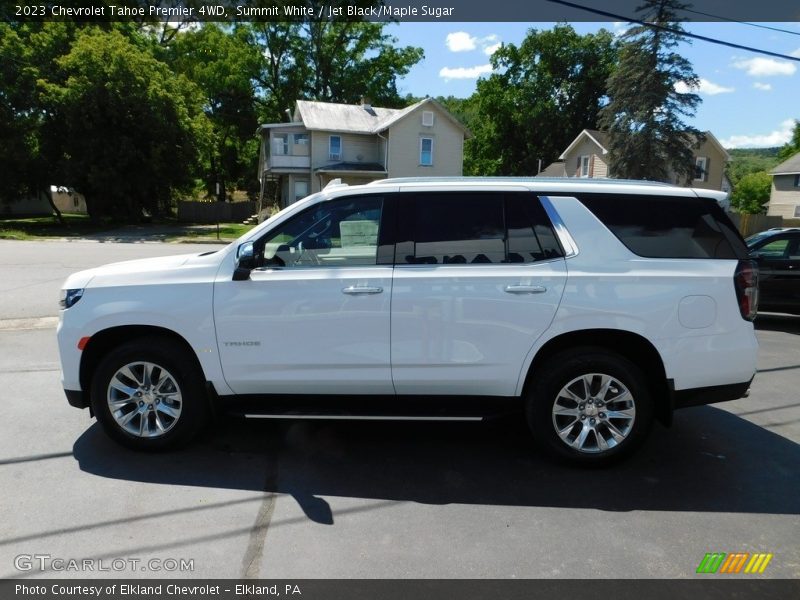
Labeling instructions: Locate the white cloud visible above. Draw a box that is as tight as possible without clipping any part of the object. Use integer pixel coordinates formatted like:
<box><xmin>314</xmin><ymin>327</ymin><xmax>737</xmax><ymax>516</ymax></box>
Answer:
<box><xmin>611</xmin><ymin>22</ymin><xmax>629</xmax><ymax>38</ymax></box>
<box><xmin>753</xmin><ymin>82</ymin><xmax>772</xmax><ymax>91</ymax></box>
<box><xmin>674</xmin><ymin>78</ymin><xmax>734</xmax><ymax>95</ymax></box>
<box><xmin>732</xmin><ymin>57</ymin><xmax>796</xmax><ymax>77</ymax></box>
<box><xmin>720</xmin><ymin>118</ymin><xmax>795</xmax><ymax>148</ymax></box>
<box><xmin>483</xmin><ymin>42</ymin><xmax>501</xmax><ymax>56</ymax></box>
<box><xmin>446</xmin><ymin>32</ymin><xmax>477</xmax><ymax>52</ymax></box>
<box><xmin>446</xmin><ymin>32</ymin><xmax>501</xmax><ymax>55</ymax></box>
<box><xmin>439</xmin><ymin>64</ymin><xmax>493</xmax><ymax>80</ymax></box>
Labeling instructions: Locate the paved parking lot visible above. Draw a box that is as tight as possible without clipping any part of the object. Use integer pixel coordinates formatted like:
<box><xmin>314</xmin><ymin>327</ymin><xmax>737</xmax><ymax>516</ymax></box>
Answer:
<box><xmin>1</xmin><ymin>240</ymin><xmax>798</xmax><ymax>579</ymax></box>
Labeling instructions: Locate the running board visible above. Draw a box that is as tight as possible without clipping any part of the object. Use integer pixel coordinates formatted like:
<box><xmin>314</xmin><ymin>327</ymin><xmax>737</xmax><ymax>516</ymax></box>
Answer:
<box><xmin>241</xmin><ymin>413</ymin><xmax>484</xmax><ymax>421</ymax></box>
<box><xmin>217</xmin><ymin>393</ymin><xmax>523</xmax><ymax>422</ymax></box>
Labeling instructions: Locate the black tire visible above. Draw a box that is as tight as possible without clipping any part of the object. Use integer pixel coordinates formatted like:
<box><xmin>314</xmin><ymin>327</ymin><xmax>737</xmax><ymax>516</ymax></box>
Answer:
<box><xmin>91</xmin><ymin>336</ymin><xmax>209</xmax><ymax>451</ymax></box>
<box><xmin>525</xmin><ymin>347</ymin><xmax>654</xmax><ymax>466</ymax></box>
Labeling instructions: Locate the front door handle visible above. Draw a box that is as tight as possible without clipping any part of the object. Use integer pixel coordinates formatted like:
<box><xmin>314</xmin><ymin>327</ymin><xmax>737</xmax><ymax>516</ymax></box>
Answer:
<box><xmin>504</xmin><ymin>284</ymin><xmax>547</xmax><ymax>294</ymax></box>
<box><xmin>342</xmin><ymin>286</ymin><xmax>383</xmax><ymax>295</ymax></box>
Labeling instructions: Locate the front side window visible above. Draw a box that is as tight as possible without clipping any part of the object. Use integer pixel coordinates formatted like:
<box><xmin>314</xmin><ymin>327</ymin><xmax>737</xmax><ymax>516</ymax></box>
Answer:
<box><xmin>329</xmin><ymin>135</ymin><xmax>342</xmax><ymax>160</ymax></box>
<box><xmin>420</xmin><ymin>138</ymin><xmax>433</xmax><ymax>166</ymax></box>
<box><xmin>755</xmin><ymin>238</ymin><xmax>789</xmax><ymax>259</ymax></box>
<box><xmin>396</xmin><ymin>192</ymin><xmax>562</xmax><ymax>265</ymax></box>
<box><xmin>258</xmin><ymin>195</ymin><xmax>382</xmax><ymax>268</ymax></box>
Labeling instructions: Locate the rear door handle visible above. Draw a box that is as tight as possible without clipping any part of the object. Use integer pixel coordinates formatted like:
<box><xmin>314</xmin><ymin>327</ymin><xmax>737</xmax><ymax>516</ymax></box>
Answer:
<box><xmin>342</xmin><ymin>286</ymin><xmax>383</xmax><ymax>295</ymax></box>
<box><xmin>504</xmin><ymin>284</ymin><xmax>547</xmax><ymax>294</ymax></box>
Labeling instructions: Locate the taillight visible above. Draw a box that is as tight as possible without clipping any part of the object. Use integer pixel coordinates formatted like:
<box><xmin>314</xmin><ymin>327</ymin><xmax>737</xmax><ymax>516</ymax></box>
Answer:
<box><xmin>734</xmin><ymin>260</ymin><xmax>759</xmax><ymax>321</ymax></box>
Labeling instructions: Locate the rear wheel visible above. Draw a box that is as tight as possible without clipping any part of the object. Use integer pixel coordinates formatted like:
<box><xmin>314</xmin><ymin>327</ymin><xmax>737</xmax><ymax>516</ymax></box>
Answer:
<box><xmin>525</xmin><ymin>348</ymin><xmax>654</xmax><ymax>466</ymax></box>
<box><xmin>91</xmin><ymin>337</ymin><xmax>209</xmax><ymax>451</ymax></box>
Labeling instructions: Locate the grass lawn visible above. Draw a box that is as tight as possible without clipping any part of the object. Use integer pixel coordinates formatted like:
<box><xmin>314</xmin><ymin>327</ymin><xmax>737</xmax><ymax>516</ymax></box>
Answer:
<box><xmin>0</xmin><ymin>214</ymin><xmax>255</xmax><ymax>243</ymax></box>
<box><xmin>0</xmin><ymin>214</ymin><xmax>111</xmax><ymax>240</ymax></box>
<box><xmin>168</xmin><ymin>223</ymin><xmax>254</xmax><ymax>242</ymax></box>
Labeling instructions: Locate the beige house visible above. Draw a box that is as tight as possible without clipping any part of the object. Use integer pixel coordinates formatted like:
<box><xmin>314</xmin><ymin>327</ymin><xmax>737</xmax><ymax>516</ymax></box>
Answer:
<box><xmin>766</xmin><ymin>152</ymin><xmax>800</xmax><ymax>219</ymax></box>
<box><xmin>2</xmin><ymin>186</ymin><xmax>87</xmax><ymax>216</ymax></box>
<box><xmin>258</xmin><ymin>98</ymin><xmax>470</xmax><ymax>208</ymax></box>
<box><xmin>549</xmin><ymin>129</ymin><xmax>731</xmax><ymax>193</ymax></box>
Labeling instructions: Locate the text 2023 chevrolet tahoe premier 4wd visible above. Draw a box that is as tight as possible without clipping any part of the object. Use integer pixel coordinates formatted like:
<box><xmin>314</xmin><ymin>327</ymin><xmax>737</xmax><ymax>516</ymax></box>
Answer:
<box><xmin>57</xmin><ymin>178</ymin><xmax>759</xmax><ymax>465</ymax></box>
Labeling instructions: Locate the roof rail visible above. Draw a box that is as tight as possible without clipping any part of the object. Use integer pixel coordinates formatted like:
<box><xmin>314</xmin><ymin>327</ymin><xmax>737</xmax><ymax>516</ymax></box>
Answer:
<box><xmin>367</xmin><ymin>176</ymin><xmax>672</xmax><ymax>187</ymax></box>
<box><xmin>323</xmin><ymin>178</ymin><xmax>348</xmax><ymax>190</ymax></box>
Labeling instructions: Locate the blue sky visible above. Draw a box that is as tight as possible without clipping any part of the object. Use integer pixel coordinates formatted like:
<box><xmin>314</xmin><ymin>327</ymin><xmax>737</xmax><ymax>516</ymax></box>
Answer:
<box><xmin>386</xmin><ymin>21</ymin><xmax>800</xmax><ymax>148</ymax></box>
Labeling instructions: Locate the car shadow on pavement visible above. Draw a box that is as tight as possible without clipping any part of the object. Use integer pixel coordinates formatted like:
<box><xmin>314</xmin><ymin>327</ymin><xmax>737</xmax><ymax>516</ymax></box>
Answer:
<box><xmin>755</xmin><ymin>313</ymin><xmax>800</xmax><ymax>335</ymax></box>
<box><xmin>73</xmin><ymin>406</ymin><xmax>799</xmax><ymax>524</ymax></box>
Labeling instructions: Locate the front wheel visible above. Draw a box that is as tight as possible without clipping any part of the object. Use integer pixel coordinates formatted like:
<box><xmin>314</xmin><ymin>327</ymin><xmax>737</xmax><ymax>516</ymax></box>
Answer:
<box><xmin>91</xmin><ymin>337</ymin><xmax>209</xmax><ymax>451</ymax></box>
<box><xmin>525</xmin><ymin>348</ymin><xmax>654</xmax><ymax>466</ymax></box>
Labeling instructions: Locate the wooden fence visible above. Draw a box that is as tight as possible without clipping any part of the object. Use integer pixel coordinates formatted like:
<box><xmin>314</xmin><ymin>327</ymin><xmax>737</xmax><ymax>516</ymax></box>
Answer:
<box><xmin>726</xmin><ymin>213</ymin><xmax>783</xmax><ymax>238</ymax></box>
<box><xmin>177</xmin><ymin>201</ymin><xmax>256</xmax><ymax>223</ymax></box>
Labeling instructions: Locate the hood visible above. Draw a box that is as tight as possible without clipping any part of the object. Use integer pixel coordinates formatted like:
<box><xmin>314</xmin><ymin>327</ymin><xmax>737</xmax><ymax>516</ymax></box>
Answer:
<box><xmin>61</xmin><ymin>250</ymin><xmax>226</xmax><ymax>290</ymax></box>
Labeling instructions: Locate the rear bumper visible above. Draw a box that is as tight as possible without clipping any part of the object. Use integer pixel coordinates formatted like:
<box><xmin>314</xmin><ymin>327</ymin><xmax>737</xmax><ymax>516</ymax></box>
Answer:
<box><xmin>670</xmin><ymin>378</ymin><xmax>753</xmax><ymax>410</ymax></box>
<box><xmin>64</xmin><ymin>389</ymin><xmax>89</xmax><ymax>409</ymax></box>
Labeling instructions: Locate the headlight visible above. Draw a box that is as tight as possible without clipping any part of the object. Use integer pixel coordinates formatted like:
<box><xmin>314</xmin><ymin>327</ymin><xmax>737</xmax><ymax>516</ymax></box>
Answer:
<box><xmin>59</xmin><ymin>288</ymin><xmax>84</xmax><ymax>309</ymax></box>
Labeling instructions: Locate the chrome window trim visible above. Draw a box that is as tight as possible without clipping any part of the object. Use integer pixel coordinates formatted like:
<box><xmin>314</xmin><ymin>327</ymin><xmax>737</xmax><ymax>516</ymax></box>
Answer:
<box><xmin>539</xmin><ymin>195</ymin><xmax>579</xmax><ymax>258</ymax></box>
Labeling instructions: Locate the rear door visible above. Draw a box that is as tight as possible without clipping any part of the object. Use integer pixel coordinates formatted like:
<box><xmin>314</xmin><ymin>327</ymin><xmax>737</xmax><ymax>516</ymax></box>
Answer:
<box><xmin>390</xmin><ymin>191</ymin><xmax>567</xmax><ymax>396</ymax></box>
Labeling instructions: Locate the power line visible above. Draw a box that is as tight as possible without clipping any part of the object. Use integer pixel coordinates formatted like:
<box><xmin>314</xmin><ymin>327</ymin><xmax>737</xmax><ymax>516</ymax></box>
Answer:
<box><xmin>546</xmin><ymin>0</ymin><xmax>800</xmax><ymax>63</ymax></box>
<box><xmin>681</xmin><ymin>9</ymin><xmax>800</xmax><ymax>37</ymax></box>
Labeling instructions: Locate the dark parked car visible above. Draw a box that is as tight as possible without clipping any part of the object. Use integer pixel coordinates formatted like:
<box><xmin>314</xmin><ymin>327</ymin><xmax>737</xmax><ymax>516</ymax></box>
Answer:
<box><xmin>746</xmin><ymin>228</ymin><xmax>800</xmax><ymax>315</ymax></box>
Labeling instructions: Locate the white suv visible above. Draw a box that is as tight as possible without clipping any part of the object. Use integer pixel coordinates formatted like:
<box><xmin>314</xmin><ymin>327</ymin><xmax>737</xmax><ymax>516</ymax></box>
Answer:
<box><xmin>57</xmin><ymin>178</ymin><xmax>759</xmax><ymax>465</ymax></box>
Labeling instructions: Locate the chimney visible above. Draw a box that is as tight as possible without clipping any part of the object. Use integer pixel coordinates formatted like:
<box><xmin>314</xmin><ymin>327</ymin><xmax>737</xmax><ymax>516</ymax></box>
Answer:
<box><xmin>360</xmin><ymin>96</ymin><xmax>372</xmax><ymax>110</ymax></box>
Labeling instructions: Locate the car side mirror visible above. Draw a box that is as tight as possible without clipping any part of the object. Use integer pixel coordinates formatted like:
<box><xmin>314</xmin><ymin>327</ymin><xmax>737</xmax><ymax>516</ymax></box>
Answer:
<box><xmin>233</xmin><ymin>241</ymin><xmax>255</xmax><ymax>281</ymax></box>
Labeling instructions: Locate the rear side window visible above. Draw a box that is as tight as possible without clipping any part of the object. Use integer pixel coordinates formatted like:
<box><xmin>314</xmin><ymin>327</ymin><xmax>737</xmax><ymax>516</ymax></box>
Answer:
<box><xmin>577</xmin><ymin>193</ymin><xmax>748</xmax><ymax>259</ymax></box>
<box><xmin>396</xmin><ymin>192</ymin><xmax>563</xmax><ymax>265</ymax></box>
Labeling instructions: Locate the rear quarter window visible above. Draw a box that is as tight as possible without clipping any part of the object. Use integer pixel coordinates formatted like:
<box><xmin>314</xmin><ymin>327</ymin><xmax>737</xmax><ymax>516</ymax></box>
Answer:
<box><xmin>576</xmin><ymin>193</ymin><xmax>748</xmax><ymax>259</ymax></box>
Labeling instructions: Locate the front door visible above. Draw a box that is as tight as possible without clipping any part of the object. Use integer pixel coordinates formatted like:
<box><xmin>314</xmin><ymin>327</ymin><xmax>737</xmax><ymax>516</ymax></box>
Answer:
<box><xmin>755</xmin><ymin>234</ymin><xmax>800</xmax><ymax>312</ymax></box>
<box><xmin>390</xmin><ymin>191</ymin><xmax>568</xmax><ymax>396</ymax></box>
<box><xmin>214</xmin><ymin>194</ymin><xmax>395</xmax><ymax>395</ymax></box>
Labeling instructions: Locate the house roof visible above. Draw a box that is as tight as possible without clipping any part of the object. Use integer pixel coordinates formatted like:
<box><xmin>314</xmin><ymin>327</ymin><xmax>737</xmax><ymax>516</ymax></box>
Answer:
<box><xmin>261</xmin><ymin>98</ymin><xmax>471</xmax><ymax>137</ymax></box>
<box><xmin>558</xmin><ymin>128</ymin><xmax>730</xmax><ymax>161</ymax></box>
<box><xmin>295</xmin><ymin>100</ymin><xmax>400</xmax><ymax>134</ymax></box>
<box><xmin>771</xmin><ymin>152</ymin><xmax>800</xmax><ymax>175</ymax></box>
<box><xmin>536</xmin><ymin>161</ymin><xmax>567</xmax><ymax>177</ymax></box>
<box><xmin>314</xmin><ymin>162</ymin><xmax>386</xmax><ymax>173</ymax></box>
<box><xmin>558</xmin><ymin>129</ymin><xmax>609</xmax><ymax>160</ymax></box>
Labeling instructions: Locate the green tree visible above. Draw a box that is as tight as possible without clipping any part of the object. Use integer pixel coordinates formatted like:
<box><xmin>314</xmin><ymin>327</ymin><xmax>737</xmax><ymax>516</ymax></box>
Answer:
<box><xmin>0</xmin><ymin>22</ymin><xmax>79</xmax><ymax>221</ymax></box>
<box><xmin>599</xmin><ymin>0</ymin><xmax>703</xmax><ymax>183</ymax></box>
<box><xmin>730</xmin><ymin>171</ymin><xmax>772</xmax><ymax>214</ymax></box>
<box><xmin>244</xmin><ymin>20</ymin><xmax>424</xmax><ymax>122</ymax></box>
<box><xmin>778</xmin><ymin>120</ymin><xmax>800</xmax><ymax>160</ymax></box>
<box><xmin>466</xmin><ymin>24</ymin><xmax>617</xmax><ymax>175</ymax></box>
<box><xmin>168</xmin><ymin>24</ymin><xmax>261</xmax><ymax>201</ymax></box>
<box><xmin>39</xmin><ymin>28</ymin><xmax>211</xmax><ymax>218</ymax></box>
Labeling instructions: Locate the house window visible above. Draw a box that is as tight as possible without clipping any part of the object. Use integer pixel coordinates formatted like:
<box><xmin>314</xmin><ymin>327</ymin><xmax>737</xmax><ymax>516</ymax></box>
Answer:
<box><xmin>794</xmin><ymin>174</ymin><xmax>800</xmax><ymax>188</ymax></box>
<box><xmin>294</xmin><ymin>180</ymin><xmax>309</xmax><ymax>202</ymax></box>
<box><xmin>420</xmin><ymin>138</ymin><xmax>433</xmax><ymax>166</ymax></box>
<box><xmin>293</xmin><ymin>133</ymin><xmax>309</xmax><ymax>145</ymax></box>
<box><xmin>272</xmin><ymin>134</ymin><xmax>289</xmax><ymax>156</ymax></box>
<box><xmin>579</xmin><ymin>155</ymin><xmax>590</xmax><ymax>178</ymax></box>
<box><xmin>795</xmin><ymin>205</ymin><xmax>800</xmax><ymax>218</ymax></box>
<box><xmin>422</xmin><ymin>111</ymin><xmax>435</xmax><ymax>127</ymax></box>
<box><xmin>694</xmin><ymin>156</ymin><xmax>708</xmax><ymax>181</ymax></box>
<box><xmin>329</xmin><ymin>135</ymin><xmax>342</xmax><ymax>160</ymax></box>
